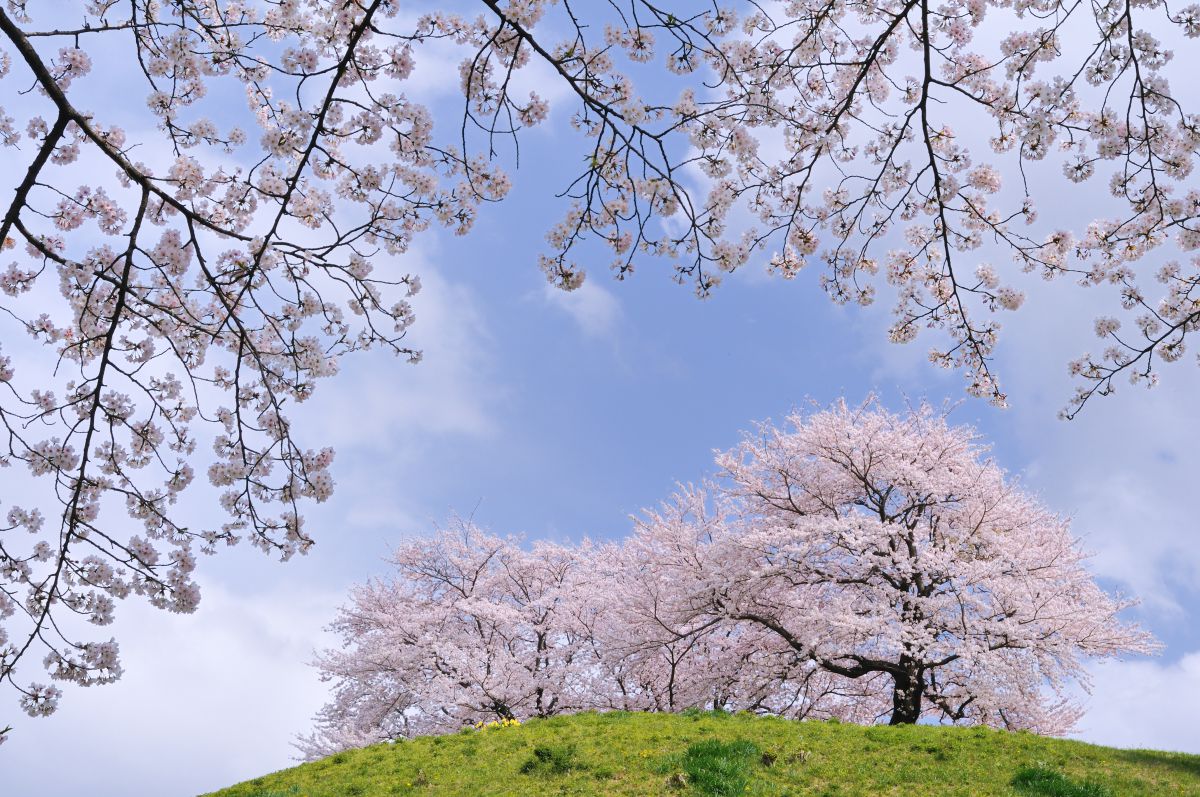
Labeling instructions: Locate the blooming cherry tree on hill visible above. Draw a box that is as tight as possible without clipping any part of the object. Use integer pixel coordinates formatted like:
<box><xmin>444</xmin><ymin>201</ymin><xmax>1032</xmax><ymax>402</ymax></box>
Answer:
<box><xmin>297</xmin><ymin>524</ymin><xmax>588</xmax><ymax>758</ymax></box>
<box><xmin>0</xmin><ymin>0</ymin><xmax>1189</xmax><ymax>740</ymax></box>
<box><xmin>305</xmin><ymin>401</ymin><xmax>1154</xmax><ymax>751</ymax></box>
<box><xmin>607</xmin><ymin>490</ymin><xmax>894</xmax><ymax>724</ymax></box>
<box><xmin>646</xmin><ymin>399</ymin><xmax>1158</xmax><ymax>731</ymax></box>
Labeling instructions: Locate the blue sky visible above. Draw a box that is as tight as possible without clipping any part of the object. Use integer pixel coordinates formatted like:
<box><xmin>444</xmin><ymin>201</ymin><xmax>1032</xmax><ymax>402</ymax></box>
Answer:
<box><xmin>4</xmin><ymin>11</ymin><xmax>1200</xmax><ymax>797</ymax></box>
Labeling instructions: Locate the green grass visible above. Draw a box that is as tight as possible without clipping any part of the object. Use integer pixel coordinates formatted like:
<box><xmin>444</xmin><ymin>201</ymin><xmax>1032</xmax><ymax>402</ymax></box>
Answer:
<box><xmin>202</xmin><ymin>711</ymin><xmax>1200</xmax><ymax>797</ymax></box>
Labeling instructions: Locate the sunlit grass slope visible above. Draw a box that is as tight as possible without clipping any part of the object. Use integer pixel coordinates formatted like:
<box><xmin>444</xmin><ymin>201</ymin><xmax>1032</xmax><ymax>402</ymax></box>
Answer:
<box><xmin>203</xmin><ymin>710</ymin><xmax>1200</xmax><ymax>797</ymax></box>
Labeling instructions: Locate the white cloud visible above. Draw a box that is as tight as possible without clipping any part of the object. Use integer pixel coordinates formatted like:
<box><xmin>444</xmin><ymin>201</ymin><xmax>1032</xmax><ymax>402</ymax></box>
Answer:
<box><xmin>1075</xmin><ymin>652</ymin><xmax>1200</xmax><ymax>754</ymax></box>
<box><xmin>1047</xmin><ymin>465</ymin><xmax>1200</xmax><ymax>613</ymax></box>
<box><xmin>4</xmin><ymin>580</ymin><xmax>342</xmax><ymax>797</ymax></box>
<box><xmin>541</xmin><ymin>279</ymin><xmax>623</xmax><ymax>339</ymax></box>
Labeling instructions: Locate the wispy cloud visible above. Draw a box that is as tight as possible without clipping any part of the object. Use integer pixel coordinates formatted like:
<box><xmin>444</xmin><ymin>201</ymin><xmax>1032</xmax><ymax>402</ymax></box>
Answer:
<box><xmin>541</xmin><ymin>279</ymin><xmax>623</xmax><ymax>339</ymax></box>
<box><xmin>299</xmin><ymin>262</ymin><xmax>502</xmax><ymax>448</ymax></box>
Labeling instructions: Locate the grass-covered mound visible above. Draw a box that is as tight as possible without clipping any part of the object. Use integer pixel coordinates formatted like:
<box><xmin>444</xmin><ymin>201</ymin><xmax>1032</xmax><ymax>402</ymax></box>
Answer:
<box><xmin>203</xmin><ymin>711</ymin><xmax>1200</xmax><ymax>797</ymax></box>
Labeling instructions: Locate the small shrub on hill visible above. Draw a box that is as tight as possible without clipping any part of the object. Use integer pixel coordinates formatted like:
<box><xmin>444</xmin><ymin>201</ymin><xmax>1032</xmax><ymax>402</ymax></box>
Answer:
<box><xmin>1012</xmin><ymin>765</ymin><xmax>1114</xmax><ymax>797</ymax></box>
<box><xmin>683</xmin><ymin>738</ymin><xmax>762</xmax><ymax>796</ymax></box>
<box><xmin>519</xmin><ymin>744</ymin><xmax>585</xmax><ymax>777</ymax></box>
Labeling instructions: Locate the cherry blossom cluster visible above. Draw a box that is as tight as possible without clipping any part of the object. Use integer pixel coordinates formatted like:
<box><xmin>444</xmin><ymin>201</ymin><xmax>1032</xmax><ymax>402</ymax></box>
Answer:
<box><xmin>303</xmin><ymin>400</ymin><xmax>1154</xmax><ymax>754</ymax></box>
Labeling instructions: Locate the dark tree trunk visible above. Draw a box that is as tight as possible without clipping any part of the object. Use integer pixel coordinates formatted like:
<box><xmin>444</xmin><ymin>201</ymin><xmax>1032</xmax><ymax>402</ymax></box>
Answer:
<box><xmin>889</xmin><ymin>660</ymin><xmax>924</xmax><ymax>725</ymax></box>
<box><xmin>666</xmin><ymin>655</ymin><xmax>678</xmax><ymax>711</ymax></box>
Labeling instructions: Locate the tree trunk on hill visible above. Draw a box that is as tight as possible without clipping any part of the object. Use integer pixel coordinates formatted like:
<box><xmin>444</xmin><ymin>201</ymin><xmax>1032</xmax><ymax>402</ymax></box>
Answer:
<box><xmin>889</xmin><ymin>661</ymin><xmax>924</xmax><ymax>725</ymax></box>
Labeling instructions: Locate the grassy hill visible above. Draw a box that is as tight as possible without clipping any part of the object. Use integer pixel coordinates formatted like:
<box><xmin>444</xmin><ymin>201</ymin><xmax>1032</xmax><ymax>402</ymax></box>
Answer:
<box><xmin>203</xmin><ymin>710</ymin><xmax>1200</xmax><ymax>797</ymax></box>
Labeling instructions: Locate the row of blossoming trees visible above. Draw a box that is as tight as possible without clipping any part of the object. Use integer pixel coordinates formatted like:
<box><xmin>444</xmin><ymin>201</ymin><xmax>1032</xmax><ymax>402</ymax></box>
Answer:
<box><xmin>298</xmin><ymin>400</ymin><xmax>1156</xmax><ymax>757</ymax></box>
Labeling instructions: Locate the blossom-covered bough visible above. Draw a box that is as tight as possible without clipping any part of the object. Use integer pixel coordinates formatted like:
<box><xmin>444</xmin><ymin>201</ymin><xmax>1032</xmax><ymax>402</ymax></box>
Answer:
<box><xmin>472</xmin><ymin>0</ymin><xmax>1200</xmax><ymax>412</ymax></box>
<box><xmin>0</xmin><ymin>0</ymin><xmax>517</xmax><ymax>740</ymax></box>
<box><xmin>0</xmin><ymin>0</ymin><xmax>1189</xmax><ymax>743</ymax></box>
<box><xmin>304</xmin><ymin>401</ymin><xmax>1154</xmax><ymax>753</ymax></box>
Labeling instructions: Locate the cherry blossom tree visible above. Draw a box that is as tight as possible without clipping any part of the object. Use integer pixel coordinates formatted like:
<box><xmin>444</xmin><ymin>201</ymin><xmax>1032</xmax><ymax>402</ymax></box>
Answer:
<box><xmin>607</xmin><ymin>491</ymin><xmax>894</xmax><ymax>723</ymax></box>
<box><xmin>296</xmin><ymin>523</ymin><xmax>592</xmax><ymax>758</ymax></box>
<box><xmin>638</xmin><ymin>399</ymin><xmax>1158</xmax><ymax>730</ymax></box>
<box><xmin>466</xmin><ymin>0</ymin><xmax>1200</xmax><ymax>413</ymax></box>
<box><xmin>0</xmin><ymin>0</ymin><xmax>567</xmax><ymax>737</ymax></box>
<box><xmin>2</xmin><ymin>0</ymin><xmax>1191</xmax><ymax>742</ymax></box>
